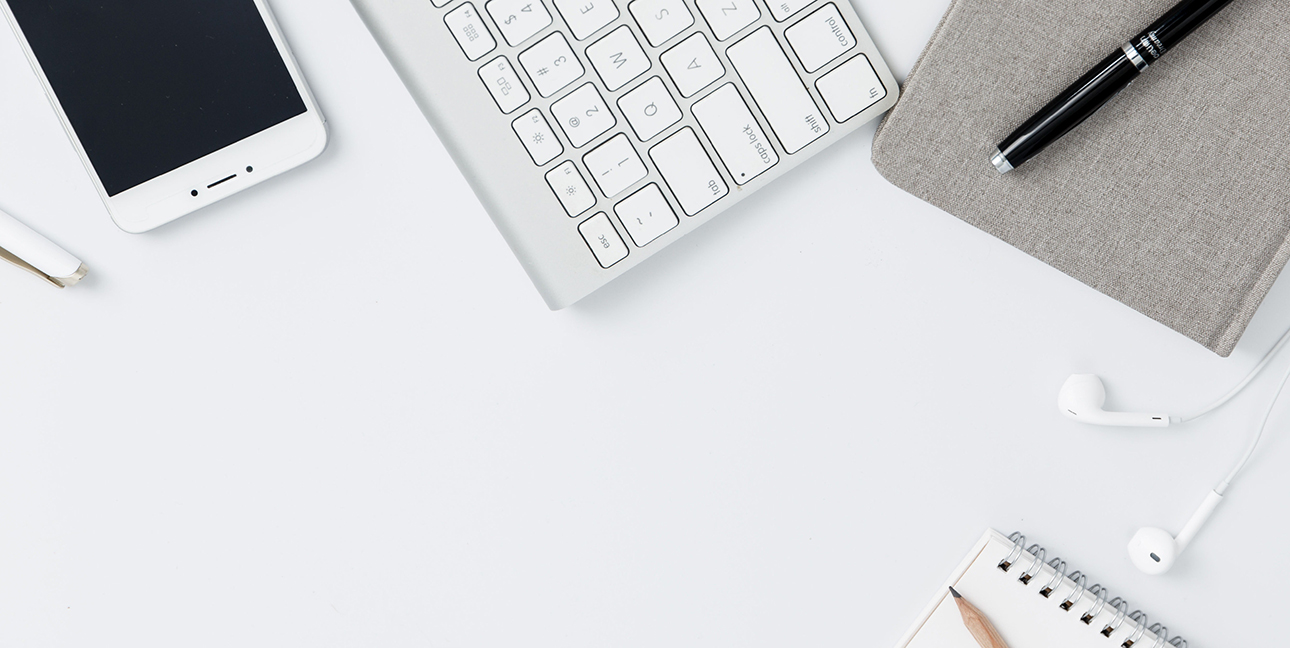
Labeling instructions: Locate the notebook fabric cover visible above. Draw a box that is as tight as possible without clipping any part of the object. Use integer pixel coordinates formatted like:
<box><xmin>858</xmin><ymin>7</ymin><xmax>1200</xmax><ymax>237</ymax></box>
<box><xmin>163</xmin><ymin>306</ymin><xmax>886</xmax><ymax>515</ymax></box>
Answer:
<box><xmin>871</xmin><ymin>0</ymin><xmax>1290</xmax><ymax>356</ymax></box>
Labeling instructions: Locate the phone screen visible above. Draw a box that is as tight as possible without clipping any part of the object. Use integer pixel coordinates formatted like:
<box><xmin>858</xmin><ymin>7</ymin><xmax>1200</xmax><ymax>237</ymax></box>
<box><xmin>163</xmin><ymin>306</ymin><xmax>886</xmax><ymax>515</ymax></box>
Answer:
<box><xmin>7</xmin><ymin>0</ymin><xmax>307</xmax><ymax>197</ymax></box>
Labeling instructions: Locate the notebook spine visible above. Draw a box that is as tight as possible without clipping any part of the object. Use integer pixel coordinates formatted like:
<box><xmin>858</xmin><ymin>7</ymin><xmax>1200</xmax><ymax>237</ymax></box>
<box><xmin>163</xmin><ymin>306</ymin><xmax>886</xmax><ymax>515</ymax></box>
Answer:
<box><xmin>998</xmin><ymin>532</ymin><xmax>1187</xmax><ymax>648</ymax></box>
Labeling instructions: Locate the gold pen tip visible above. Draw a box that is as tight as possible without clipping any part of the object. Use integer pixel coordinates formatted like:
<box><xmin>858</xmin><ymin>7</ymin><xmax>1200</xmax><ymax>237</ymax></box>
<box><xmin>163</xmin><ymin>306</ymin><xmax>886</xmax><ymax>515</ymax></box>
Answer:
<box><xmin>949</xmin><ymin>586</ymin><xmax>962</xmax><ymax>599</ymax></box>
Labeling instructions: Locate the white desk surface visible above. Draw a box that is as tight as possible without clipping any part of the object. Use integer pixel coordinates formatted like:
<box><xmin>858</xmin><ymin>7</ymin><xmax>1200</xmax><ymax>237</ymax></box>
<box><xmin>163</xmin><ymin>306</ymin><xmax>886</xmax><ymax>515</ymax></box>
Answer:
<box><xmin>2</xmin><ymin>1</ymin><xmax>1285</xmax><ymax>646</ymax></box>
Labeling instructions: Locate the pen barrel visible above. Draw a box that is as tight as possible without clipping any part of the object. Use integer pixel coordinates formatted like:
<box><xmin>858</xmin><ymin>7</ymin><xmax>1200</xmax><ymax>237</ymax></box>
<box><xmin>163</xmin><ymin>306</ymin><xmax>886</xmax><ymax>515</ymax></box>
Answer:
<box><xmin>993</xmin><ymin>0</ymin><xmax>1235</xmax><ymax>173</ymax></box>
<box><xmin>995</xmin><ymin>52</ymin><xmax>1140</xmax><ymax>170</ymax></box>
<box><xmin>0</xmin><ymin>207</ymin><xmax>83</xmax><ymax>280</ymax></box>
<box><xmin>1134</xmin><ymin>0</ymin><xmax>1237</xmax><ymax>59</ymax></box>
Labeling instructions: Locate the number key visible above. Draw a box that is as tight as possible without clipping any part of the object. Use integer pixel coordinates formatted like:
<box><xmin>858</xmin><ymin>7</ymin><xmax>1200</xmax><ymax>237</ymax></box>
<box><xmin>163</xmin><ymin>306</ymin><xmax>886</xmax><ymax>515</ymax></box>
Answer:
<box><xmin>584</xmin><ymin>134</ymin><xmax>648</xmax><ymax>198</ymax></box>
<box><xmin>551</xmin><ymin>83</ymin><xmax>617</xmax><ymax>147</ymax></box>
<box><xmin>485</xmin><ymin>0</ymin><xmax>553</xmax><ymax>46</ymax></box>
<box><xmin>519</xmin><ymin>33</ymin><xmax>585</xmax><ymax>97</ymax></box>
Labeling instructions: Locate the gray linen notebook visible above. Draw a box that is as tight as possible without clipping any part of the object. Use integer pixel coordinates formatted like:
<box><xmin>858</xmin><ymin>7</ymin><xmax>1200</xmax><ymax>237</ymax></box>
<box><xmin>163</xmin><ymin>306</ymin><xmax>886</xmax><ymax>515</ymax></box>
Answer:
<box><xmin>872</xmin><ymin>0</ymin><xmax>1290</xmax><ymax>356</ymax></box>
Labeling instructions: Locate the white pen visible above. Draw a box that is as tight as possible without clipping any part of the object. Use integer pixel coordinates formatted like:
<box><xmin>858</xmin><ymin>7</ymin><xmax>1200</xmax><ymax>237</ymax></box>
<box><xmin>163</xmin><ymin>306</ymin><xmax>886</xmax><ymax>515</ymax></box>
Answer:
<box><xmin>0</xmin><ymin>206</ymin><xmax>88</xmax><ymax>288</ymax></box>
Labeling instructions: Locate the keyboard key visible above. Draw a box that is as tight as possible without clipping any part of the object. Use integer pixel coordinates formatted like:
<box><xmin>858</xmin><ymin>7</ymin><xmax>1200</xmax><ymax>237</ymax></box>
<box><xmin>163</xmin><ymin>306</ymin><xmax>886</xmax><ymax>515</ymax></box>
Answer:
<box><xmin>584</xmin><ymin>133</ymin><xmax>648</xmax><ymax>197</ymax></box>
<box><xmin>486</xmin><ymin>0</ymin><xmax>553</xmax><ymax>46</ymax></box>
<box><xmin>615</xmin><ymin>184</ymin><xmax>679</xmax><ymax>246</ymax></box>
<box><xmin>765</xmin><ymin>0</ymin><xmax>812</xmax><ymax>21</ymax></box>
<box><xmin>628</xmin><ymin>0</ymin><xmax>694</xmax><ymax>47</ymax></box>
<box><xmin>444</xmin><ymin>3</ymin><xmax>497</xmax><ymax>61</ymax></box>
<box><xmin>545</xmin><ymin>160</ymin><xmax>596</xmax><ymax>216</ymax></box>
<box><xmin>431</xmin><ymin>0</ymin><xmax>452</xmax><ymax>6</ymax></box>
<box><xmin>727</xmin><ymin>27</ymin><xmax>828</xmax><ymax>154</ymax></box>
<box><xmin>784</xmin><ymin>4</ymin><xmax>855</xmax><ymax>73</ymax></box>
<box><xmin>691</xmin><ymin>84</ymin><xmax>778</xmax><ymax>185</ymax></box>
<box><xmin>478</xmin><ymin>57</ymin><xmax>530</xmax><ymax>113</ymax></box>
<box><xmin>551</xmin><ymin>83</ymin><xmax>616</xmax><ymax>147</ymax></box>
<box><xmin>660</xmin><ymin>33</ymin><xmax>724</xmax><ymax>98</ymax></box>
<box><xmin>553</xmin><ymin>0</ymin><xmax>619</xmax><ymax>40</ymax></box>
<box><xmin>649</xmin><ymin>127</ymin><xmax>728</xmax><ymax>215</ymax></box>
<box><xmin>519</xmin><ymin>33</ymin><xmax>584</xmax><ymax>97</ymax></box>
<box><xmin>579</xmin><ymin>212</ymin><xmax>629</xmax><ymax>268</ymax></box>
<box><xmin>512</xmin><ymin>109</ymin><xmax>564</xmax><ymax>165</ymax></box>
<box><xmin>585</xmin><ymin>25</ymin><xmax>651</xmax><ymax>92</ymax></box>
<box><xmin>816</xmin><ymin>54</ymin><xmax>887</xmax><ymax>122</ymax></box>
<box><xmin>695</xmin><ymin>0</ymin><xmax>759</xmax><ymax>41</ymax></box>
<box><xmin>617</xmin><ymin>76</ymin><xmax>682</xmax><ymax>141</ymax></box>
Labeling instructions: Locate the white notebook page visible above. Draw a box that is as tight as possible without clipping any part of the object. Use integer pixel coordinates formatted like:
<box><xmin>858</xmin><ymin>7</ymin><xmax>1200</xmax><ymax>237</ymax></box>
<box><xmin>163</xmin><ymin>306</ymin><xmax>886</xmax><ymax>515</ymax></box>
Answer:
<box><xmin>895</xmin><ymin>529</ymin><xmax>1167</xmax><ymax>648</ymax></box>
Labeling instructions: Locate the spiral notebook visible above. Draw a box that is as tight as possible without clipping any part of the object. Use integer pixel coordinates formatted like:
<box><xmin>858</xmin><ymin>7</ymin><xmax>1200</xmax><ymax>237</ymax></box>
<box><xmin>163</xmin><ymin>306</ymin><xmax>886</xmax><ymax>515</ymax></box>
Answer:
<box><xmin>895</xmin><ymin>530</ymin><xmax>1185</xmax><ymax>648</ymax></box>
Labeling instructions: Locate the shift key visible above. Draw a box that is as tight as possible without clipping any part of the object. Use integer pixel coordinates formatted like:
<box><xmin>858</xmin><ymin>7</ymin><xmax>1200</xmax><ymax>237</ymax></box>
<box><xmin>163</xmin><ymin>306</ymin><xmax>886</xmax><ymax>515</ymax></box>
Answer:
<box><xmin>691</xmin><ymin>84</ymin><xmax>779</xmax><ymax>185</ymax></box>
<box><xmin>727</xmin><ymin>27</ymin><xmax>829</xmax><ymax>154</ymax></box>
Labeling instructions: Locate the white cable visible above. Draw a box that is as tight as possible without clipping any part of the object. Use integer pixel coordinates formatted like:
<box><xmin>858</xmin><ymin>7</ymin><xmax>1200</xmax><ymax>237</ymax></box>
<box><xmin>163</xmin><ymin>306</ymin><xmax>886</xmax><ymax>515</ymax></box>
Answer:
<box><xmin>1174</xmin><ymin>323</ymin><xmax>1290</xmax><ymax>423</ymax></box>
<box><xmin>1214</xmin><ymin>358</ymin><xmax>1290</xmax><ymax>496</ymax></box>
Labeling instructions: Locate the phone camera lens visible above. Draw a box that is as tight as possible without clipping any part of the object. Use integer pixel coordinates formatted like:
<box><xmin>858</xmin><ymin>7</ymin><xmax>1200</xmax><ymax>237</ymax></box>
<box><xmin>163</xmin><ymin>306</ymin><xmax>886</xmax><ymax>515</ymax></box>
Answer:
<box><xmin>246</xmin><ymin>166</ymin><xmax>254</xmax><ymax>173</ymax></box>
<box><xmin>190</xmin><ymin>190</ymin><xmax>199</xmax><ymax>197</ymax></box>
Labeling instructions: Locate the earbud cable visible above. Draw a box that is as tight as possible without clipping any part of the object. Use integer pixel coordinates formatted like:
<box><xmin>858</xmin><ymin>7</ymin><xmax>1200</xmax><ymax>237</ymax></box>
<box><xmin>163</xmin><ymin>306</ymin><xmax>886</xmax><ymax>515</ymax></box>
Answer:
<box><xmin>1175</xmin><ymin>323</ymin><xmax>1290</xmax><ymax>423</ymax></box>
<box><xmin>1215</xmin><ymin>357</ymin><xmax>1290</xmax><ymax>495</ymax></box>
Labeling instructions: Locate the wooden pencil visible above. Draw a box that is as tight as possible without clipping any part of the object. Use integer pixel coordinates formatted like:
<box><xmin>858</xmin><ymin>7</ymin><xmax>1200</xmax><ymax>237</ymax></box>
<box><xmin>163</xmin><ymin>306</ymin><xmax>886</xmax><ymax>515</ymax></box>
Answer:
<box><xmin>949</xmin><ymin>586</ymin><xmax>1011</xmax><ymax>648</ymax></box>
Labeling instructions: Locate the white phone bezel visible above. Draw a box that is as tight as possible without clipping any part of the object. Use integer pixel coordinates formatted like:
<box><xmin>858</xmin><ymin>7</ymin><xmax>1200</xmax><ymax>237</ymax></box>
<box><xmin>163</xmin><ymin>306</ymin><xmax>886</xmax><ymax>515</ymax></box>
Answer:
<box><xmin>0</xmin><ymin>0</ymin><xmax>328</xmax><ymax>233</ymax></box>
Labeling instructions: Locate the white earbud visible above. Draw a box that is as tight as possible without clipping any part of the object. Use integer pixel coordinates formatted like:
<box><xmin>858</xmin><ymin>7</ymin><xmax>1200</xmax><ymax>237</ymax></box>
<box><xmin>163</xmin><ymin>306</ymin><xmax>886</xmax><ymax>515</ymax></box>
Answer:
<box><xmin>1127</xmin><ymin>490</ymin><xmax>1223</xmax><ymax>575</ymax></box>
<box><xmin>1065</xmin><ymin>326</ymin><xmax>1290</xmax><ymax>575</ymax></box>
<box><xmin>1059</xmin><ymin>326</ymin><xmax>1290</xmax><ymax>429</ymax></box>
<box><xmin>1057</xmin><ymin>374</ymin><xmax>1171</xmax><ymax>427</ymax></box>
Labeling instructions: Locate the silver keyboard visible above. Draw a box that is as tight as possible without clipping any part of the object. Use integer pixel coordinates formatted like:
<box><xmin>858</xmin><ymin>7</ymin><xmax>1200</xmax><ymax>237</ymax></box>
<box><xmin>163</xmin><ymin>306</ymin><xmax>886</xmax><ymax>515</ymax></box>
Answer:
<box><xmin>351</xmin><ymin>0</ymin><xmax>899</xmax><ymax>308</ymax></box>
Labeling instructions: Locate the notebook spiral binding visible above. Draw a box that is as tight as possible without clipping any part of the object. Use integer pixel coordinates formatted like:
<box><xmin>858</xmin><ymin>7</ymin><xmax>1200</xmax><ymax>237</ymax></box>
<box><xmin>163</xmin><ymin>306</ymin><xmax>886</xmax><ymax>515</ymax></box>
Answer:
<box><xmin>997</xmin><ymin>532</ymin><xmax>1187</xmax><ymax>648</ymax></box>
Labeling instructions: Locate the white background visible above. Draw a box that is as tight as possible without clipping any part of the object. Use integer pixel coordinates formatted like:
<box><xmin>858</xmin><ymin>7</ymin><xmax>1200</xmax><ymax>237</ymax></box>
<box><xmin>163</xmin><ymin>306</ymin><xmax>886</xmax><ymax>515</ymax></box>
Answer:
<box><xmin>2</xmin><ymin>1</ymin><xmax>1285</xmax><ymax>646</ymax></box>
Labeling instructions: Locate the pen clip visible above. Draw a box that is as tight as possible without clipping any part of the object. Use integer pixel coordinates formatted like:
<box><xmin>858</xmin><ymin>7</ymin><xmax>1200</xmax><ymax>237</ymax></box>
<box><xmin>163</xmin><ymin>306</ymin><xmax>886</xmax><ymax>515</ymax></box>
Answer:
<box><xmin>0</xmin><ymin>243</ymin><xmax>88</xmax><ymax>288</ymax></box>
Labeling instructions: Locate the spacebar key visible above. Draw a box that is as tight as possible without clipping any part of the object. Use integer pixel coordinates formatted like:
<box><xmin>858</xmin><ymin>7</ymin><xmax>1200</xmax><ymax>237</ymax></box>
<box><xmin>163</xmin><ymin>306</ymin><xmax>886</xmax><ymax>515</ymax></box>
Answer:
<box><xmin>727</xmin><ymin>27</ymin><xmax>829</xmax><ymax>154</ymax></box>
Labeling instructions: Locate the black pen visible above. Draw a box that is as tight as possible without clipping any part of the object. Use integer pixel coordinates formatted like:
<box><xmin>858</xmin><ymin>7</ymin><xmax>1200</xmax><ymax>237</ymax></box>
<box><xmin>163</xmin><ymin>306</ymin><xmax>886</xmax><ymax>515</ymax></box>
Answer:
<box><xmin>991</xmin><ymin>0</ymin><xmax>1237</xmax><ymax>174</ymax></box>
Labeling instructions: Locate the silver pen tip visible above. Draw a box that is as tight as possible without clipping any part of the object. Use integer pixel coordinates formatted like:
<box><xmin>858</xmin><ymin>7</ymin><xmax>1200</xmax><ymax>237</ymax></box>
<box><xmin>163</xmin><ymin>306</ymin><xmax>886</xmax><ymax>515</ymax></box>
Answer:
<box><xmin>991</xmin><ymin>149</ymin><xmax>1014</xmax><ymax>175</ymax></box>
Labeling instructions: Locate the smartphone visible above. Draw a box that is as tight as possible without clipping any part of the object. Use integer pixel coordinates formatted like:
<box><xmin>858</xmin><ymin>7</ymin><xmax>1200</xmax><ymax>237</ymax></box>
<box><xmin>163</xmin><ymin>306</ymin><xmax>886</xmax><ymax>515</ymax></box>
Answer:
<box><xmin>1</xmin><ymin>0</ymin><xmax>327</xmax><ymax>232</ymax></box>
